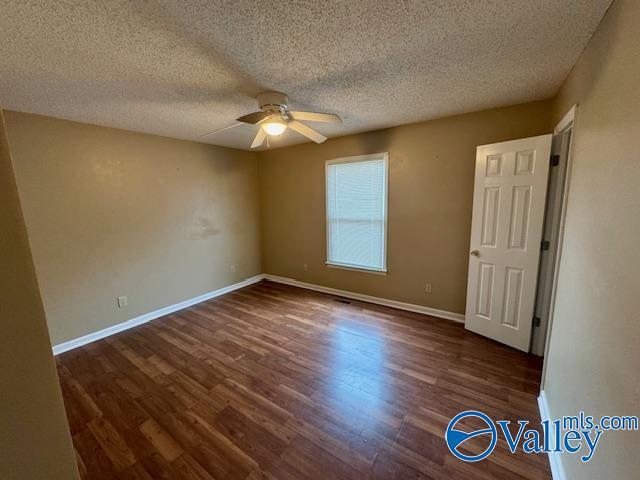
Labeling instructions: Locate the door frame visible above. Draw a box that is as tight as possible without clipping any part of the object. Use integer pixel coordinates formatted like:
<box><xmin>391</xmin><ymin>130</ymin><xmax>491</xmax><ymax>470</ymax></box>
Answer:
<box><xmin>540</xmin><ymin>105</ymin><xmax>578</xmax><ymax>389</ymax></box>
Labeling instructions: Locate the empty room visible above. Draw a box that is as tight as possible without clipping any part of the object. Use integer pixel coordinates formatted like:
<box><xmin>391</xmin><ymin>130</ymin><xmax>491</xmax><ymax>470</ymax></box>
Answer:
<box><xmin>1</xmin><ymin>1</ymin><xmax>638</xmax><ymax>479</ymax></box>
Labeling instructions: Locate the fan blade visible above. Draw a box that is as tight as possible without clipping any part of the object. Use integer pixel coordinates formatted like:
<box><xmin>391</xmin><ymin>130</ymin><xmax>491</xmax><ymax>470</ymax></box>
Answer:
<box><xmin>288</xmin><ymin>120</ymin><xmax>327</xmax><ymax>143</ymax></box>
<box><xmin>250</xmin><ymin>128</ymin><xmax>267</xmax><ymax>149</ymax></box>
<box><xmin>289</xmin><ymin>111</ymin><xmax>341</xmax><ymax>124</ymax></box>
<box><xmin>200</xmin><ymin>122</ymin><xmax>242</xmax><ymax>137</ymax></box>
<box><xmin>237</xmin><ymin>111</ymin><xmax>274</xmax><ymax>124</ymax></box>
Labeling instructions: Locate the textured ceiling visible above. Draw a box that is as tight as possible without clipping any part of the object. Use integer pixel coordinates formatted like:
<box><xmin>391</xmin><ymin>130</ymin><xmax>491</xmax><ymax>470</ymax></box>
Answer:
<box><xmin>0</xmin><ymin>1</ymin><xmax>611</xmax><ymax>150</ymax></box>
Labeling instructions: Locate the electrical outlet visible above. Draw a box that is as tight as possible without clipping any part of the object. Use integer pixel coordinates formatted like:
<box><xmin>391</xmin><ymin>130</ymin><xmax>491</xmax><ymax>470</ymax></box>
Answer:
<box><xmin>303</xmin><ymin>263</ymin><xmax>308</xmax><ymax>272</ymax></box>
<box><xmin>425</xmin><ymin>283</ymin><xmax>432</xmax><ymax>294</ymax></box>
<box><xmin>117</xmin><ymin>295</ymin><xmax>128</xmax><ymax>308</ymax></box>
<box><xmin>230</xmin><ymin>265</ymin><xmax>236</xmax><ymax>273</ymax></box>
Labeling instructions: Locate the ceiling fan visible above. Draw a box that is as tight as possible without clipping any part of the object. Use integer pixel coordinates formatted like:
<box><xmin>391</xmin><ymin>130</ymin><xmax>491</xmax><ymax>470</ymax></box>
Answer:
<box><xmin>202</xmin><ymin>92</ymin><xmax>341</xmax><ymax>148</ymax></box>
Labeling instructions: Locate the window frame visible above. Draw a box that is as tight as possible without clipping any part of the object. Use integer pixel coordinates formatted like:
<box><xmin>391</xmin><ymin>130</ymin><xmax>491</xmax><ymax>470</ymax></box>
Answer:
<box><xmin>325</xmin><ymin>152</ymin><xmax>389</xmax><ymax>274</ymax></box>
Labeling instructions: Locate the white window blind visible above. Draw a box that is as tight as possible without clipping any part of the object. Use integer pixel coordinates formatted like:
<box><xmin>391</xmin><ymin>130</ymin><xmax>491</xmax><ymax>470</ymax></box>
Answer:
<box><xmin>326</xmin><ymin>153</ymin><xmax>388</xmax><ymax>272</ymax></box>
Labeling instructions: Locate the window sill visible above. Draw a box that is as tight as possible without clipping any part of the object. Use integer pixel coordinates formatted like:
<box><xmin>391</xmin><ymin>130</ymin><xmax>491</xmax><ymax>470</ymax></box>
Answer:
<box><xmin>325</xmin><ymin>262</ymin><xmax>388</xmax><ymax>275</ymax></box>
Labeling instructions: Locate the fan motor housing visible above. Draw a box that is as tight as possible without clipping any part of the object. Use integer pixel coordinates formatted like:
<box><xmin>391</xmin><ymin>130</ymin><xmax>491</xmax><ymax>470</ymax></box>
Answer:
<box><xmin>257</xmin><ymin>91</ymin><xmax>289</xmax><ymax>112</ymax></box>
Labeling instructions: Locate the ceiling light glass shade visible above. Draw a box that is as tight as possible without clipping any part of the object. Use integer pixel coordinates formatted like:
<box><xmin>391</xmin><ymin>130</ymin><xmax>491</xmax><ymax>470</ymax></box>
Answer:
<box><xmin>262</xmin><ymin>120</ymin><xmax>287</xmax><ymax>136</ymax></box>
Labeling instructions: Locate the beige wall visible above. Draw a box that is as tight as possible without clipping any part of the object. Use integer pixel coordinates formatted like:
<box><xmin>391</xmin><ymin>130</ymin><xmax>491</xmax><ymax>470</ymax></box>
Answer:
<box><xmin>0</xmin><ymin>110</ymin><xmax>79</xmax><ymax>479</ymax></box>
<box><xmin>545</xmin><ymin>0</ymin><xmax>640</xmax><ymax>478</ymax></box>
<box><xmin>4</xmin><ymin>111</ymin><xmax>262</xmax><ymax>345</ymax></box>
<box><xmin>258</xmin><ymin>100</ymin><xmax>552</xmax><ymax>314</ymax></box>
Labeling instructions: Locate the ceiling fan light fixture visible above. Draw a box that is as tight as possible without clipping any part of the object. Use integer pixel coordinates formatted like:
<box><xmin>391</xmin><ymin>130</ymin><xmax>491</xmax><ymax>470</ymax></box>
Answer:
<box><xmin>262</xmin><ymin>118</ymin><xmax>287</xmax><ymax>136</ymax></box>
<box><xmin>213</xmin><ymin>92</ymin><xmax>338</xmax><ymax>147</ymax></box>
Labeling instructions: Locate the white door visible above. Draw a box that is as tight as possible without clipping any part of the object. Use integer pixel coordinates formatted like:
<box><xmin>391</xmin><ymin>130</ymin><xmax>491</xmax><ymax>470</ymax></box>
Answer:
<box><xmin>465</xmin><ymin>134</ymin><xmax>552</xmax><ymax>352</ymax></box>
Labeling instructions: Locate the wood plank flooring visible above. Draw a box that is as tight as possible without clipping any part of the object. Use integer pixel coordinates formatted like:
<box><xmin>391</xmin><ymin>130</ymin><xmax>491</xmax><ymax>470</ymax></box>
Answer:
<box><xmin>56</xmin><ymin>280</ymin><xmax>551</xmax><ymax>479</ymax></box>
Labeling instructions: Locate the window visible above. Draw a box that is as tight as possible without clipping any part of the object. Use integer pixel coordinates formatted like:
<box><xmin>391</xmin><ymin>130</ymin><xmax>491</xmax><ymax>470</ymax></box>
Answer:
<box><xmin>326</xmin><ymin>153</ymin><xmax>388</xmax><ymax>273</ymax></box>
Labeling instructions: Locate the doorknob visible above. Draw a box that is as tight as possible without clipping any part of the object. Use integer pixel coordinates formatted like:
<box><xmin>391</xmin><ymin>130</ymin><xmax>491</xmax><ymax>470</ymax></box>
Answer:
<box><xmin>470</xmin><ymin>249</ymin><xmax>480</xmax><ymax>257</ymax></box>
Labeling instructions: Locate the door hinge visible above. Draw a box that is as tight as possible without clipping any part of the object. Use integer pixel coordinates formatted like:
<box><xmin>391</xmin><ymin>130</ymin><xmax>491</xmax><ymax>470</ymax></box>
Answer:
<box><xmin>533</xmin><ymin>317</ymin><xmax>541</xmax><ymax>327</ymax></box>
<box><xmin>541</xmin><ymin>240</ymin><xmax>550</xmax><ymax>251</ymax></box>
<box><xmin>550</xmin><ymin>154</ymin><xmax>560</xmax><ymax>166</ymax></box>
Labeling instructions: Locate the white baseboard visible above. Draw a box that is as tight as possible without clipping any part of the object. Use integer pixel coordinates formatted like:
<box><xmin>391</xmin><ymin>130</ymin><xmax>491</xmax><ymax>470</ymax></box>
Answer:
<box><xmin>53</xmin><ymin>273</ymin><xmax>464</xmax><ymax>355</ymax></box>
<box><xmin>538</xmin><ymin>390</ymin><xmax>566</xmax><ymax>480</ymax></box>
<box><xmin>263</xmin><ymin>274</ymin><xmax>465</xmax><ymax>323</ymax></box>
<box><xmin>52</xmin><ymin>274</ymin><xmax>266</xmax><ymax>355</ymax></box>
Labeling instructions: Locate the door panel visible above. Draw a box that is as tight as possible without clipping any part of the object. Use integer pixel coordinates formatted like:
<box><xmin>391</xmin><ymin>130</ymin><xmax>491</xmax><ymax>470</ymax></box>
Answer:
<box><xmin>508</xmin><ymin>185</ymin><xmax>531</xmax><ymax>250</ymax></box>
<box><xmin>481</xmin><ymin>187</ymin><xmax>500</xmax><ymax>247</ymax></box>
<box><xmin>502</xmin><ymin>267</ymin><xmax>523</xmax><ymax>328</ymax></box>
<box><xmin>515</xmin><ymin>150</ymin><xmax>535</xmax><ymax>175</ymax></box>
<box><xmin>465</xmin><ymin>135</ymin><xmax>552</xmax><ymax>351</ymax></box>
<box><xmin>476</xmin><ymin>263</ymin><xmax>495</xmax><ymax>319</ymax></box>
<box><xmin>486</xmin><ymin>154</ymin><xmax>503</xmax><ymax>177</ymax></box>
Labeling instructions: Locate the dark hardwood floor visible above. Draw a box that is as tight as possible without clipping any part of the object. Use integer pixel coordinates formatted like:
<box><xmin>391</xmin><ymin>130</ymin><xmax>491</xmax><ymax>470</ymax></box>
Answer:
<box><xmin>56</xmin><ymin>280</ymin><xmax>551</xmax><ymax>479</ymax></box>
